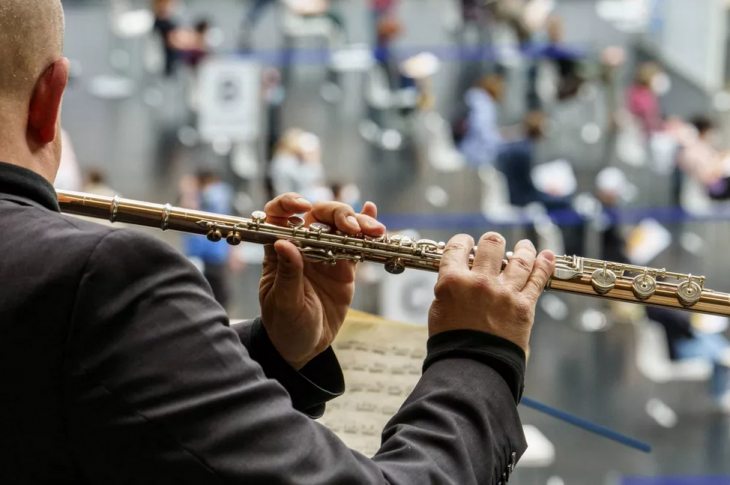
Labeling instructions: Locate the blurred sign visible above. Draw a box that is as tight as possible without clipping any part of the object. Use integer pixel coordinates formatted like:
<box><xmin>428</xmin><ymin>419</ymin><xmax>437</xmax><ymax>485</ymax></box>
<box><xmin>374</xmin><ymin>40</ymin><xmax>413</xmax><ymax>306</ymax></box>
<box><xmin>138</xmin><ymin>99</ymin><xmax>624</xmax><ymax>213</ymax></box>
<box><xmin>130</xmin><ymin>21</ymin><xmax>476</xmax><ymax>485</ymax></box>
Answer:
<box><xmin>198</xmin><ymin>58</ymin><xmax>261</xmax><ymax>143</ymax></box>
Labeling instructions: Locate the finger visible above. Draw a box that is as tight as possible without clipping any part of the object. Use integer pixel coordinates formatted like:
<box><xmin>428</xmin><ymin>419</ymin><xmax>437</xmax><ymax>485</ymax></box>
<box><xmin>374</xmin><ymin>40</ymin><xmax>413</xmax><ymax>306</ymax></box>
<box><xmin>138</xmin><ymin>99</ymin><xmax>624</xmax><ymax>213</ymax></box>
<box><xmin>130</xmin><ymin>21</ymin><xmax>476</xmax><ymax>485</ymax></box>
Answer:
<box><xmin>361</xmin><ymin>201</ymin><xmax>378</xmax><ymax>219</ymax></box>
<box><xmin>304</xmin><ymin>201</ymin><xmax>361</xmax><ymax>235</ymax></box>
<box><xmin>501</xmin><ymin>239</ymin><xmax>537</xmax><ymax>290</ymax></box>
<box><xmin>522</xmin><ymin>250</ymin><xmax>556</xmax><ymax>301</ymax></box>
<box><xmin>355</xmin><ymin>213</ymin><xmax>385</xmax><ymax>237</ymax></box>
<box><xmin>438</xmin><ymin>234</ymin><xmax>474</xmax><ymax>279</ymax></box>
<box><xmin>471</xmin><ymin>232</ymin><xmax>507</xmax><ymax>276</ymax></box>
<box><xmin>271</xmin><ymin>240</ymin><xmax>306</xmax><ymax>309</ymax></box>
<box><xmin>264</xmin><ymin>193</ymin><xmax>312</xmax><ymax>225</ymax></box>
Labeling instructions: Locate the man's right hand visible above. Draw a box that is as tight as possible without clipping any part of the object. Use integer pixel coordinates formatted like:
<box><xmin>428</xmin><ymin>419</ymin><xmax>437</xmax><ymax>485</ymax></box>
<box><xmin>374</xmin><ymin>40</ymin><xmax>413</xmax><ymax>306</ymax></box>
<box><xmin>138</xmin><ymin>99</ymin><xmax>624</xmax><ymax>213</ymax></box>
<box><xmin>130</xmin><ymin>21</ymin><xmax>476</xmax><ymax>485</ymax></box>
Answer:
<box><xmin>428</xmin><ymin>233</ymin><xmax>556</xmax><ymax>352</ymax></box>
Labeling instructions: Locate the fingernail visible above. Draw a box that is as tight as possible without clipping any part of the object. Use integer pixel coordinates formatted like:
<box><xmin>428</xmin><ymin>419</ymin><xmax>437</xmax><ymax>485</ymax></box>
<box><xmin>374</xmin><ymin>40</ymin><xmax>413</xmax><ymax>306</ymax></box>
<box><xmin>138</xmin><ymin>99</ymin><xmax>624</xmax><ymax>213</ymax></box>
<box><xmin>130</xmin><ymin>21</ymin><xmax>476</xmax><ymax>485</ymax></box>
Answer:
<box><xmin>346</xmin><ymin>216</ymin><xmax>360</xmax><ymax>229</ymax></box>
<box><xmin>296</xmin><ymin>198</ymin><xmax>311</xmax><ymax>206</ymax></box>
<box><xmin>367</xmin><ymin>219</ymin><xmax>385</xmax><ymax>229</ymax></box>
<box><xmin>543</xmin><ymin>252</ymin><xmax>555</xmax><ymax>262</ymax></box>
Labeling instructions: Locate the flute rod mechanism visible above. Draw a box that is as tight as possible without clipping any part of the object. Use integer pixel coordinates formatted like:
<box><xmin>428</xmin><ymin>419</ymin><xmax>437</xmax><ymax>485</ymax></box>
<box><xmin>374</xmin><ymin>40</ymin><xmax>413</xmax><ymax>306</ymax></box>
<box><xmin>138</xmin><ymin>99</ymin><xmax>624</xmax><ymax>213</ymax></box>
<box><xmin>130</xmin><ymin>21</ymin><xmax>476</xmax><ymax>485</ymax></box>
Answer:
<box><xmin>57</xmin><ymin>190</ymin><xmax>730</xmax><ymax>317</ymax></box>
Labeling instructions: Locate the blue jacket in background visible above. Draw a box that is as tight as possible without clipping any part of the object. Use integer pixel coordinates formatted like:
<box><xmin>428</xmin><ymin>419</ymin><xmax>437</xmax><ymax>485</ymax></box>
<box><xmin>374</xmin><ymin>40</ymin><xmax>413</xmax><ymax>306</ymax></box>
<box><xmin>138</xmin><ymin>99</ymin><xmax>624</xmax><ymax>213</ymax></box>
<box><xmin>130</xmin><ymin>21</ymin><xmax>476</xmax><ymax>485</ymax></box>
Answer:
<box><xmin>458</xmin><ymin>88</ymin><xmax>502</xmax><ymax>168</ymax></box>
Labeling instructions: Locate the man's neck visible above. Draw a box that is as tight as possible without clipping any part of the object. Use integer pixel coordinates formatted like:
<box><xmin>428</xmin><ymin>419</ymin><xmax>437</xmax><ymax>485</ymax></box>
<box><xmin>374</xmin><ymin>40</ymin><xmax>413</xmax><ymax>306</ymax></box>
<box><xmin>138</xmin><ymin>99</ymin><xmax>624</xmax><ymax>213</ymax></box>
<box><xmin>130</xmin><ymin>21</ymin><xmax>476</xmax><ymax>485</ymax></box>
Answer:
<box><xmin>0</xmin><ymin>149</ymin><xmax>54</xmax><ymax>185</ymax></box>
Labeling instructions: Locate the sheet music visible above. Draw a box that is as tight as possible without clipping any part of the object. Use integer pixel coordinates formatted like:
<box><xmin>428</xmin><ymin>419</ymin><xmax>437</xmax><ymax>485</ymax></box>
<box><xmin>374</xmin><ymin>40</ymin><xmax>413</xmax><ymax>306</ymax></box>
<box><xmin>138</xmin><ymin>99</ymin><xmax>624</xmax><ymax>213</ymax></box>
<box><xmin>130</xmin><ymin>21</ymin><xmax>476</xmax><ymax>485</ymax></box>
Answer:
<box><xmin>320</xmin><ymin>311</ymin><xmax>428</xmax><ymax>456</ymax></box>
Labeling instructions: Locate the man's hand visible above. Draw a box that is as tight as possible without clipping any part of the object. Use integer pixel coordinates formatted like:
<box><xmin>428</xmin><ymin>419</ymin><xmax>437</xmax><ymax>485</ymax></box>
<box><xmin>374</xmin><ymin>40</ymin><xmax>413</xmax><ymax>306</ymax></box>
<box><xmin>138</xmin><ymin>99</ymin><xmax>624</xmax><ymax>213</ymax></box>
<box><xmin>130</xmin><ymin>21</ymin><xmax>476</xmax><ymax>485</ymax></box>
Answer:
<box><xmin>428</xmin><ymin>233</ymin><xmax>555</xmax><ymax>351</ymax></box>
<box><xmin>259</xmin><ymin>193</ymin><xmax>386</xmax><ymax>370</ymax></box>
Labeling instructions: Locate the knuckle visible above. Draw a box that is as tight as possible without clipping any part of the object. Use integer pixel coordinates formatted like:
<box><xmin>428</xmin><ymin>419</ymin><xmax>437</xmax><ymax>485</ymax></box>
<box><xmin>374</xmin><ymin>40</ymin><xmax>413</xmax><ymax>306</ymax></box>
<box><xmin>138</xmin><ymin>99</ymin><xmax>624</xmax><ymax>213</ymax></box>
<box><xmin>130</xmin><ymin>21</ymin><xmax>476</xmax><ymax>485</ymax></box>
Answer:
<box><xmin>445</xmin><ymin>242</ymin><xmax>467</xmax><ymax>253</ymax></box>
<box><xmin>514</xmin><ymin>299</ymin><xmax>534</xmax><ymax>321</ymax></box>
<box><xmin>510</xmin><ymin>256</ymin><xmax>532</xmax><ymax>272</ymax></box>
<box><xmin>495</xmin><ymin>287</ymin><xmax>514</xmax><ymax>303</ymax></box>
<box><xmin>435</xmin><ymin>274</ymin><xmax>464</xmax><ymax>297</ymax></box>
<box><xmin>470</xmin><ymin>275</ymin><xmax>494</xmax><ymax>294</ymax></box>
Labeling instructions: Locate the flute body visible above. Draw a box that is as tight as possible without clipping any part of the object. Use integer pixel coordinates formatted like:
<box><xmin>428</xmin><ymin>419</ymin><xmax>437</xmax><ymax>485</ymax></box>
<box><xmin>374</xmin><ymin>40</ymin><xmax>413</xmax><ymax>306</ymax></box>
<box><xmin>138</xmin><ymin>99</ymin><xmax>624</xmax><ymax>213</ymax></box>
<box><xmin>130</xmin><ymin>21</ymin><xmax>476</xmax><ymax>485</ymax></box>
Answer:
<box><xmin>56</xmin><ymin>190</ymin><xmax>730</xmax><ymax>317</ymax></box>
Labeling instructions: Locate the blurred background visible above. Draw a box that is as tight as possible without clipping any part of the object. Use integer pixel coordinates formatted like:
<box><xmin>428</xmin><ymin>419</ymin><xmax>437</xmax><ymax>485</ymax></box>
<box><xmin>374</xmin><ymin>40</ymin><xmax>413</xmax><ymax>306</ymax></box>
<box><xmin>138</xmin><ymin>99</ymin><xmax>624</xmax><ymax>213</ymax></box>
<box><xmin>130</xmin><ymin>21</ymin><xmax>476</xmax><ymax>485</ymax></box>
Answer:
<box><xmin>58</xmin><ymin>0</ymin><xmax>730</xmax><ymax>482</ymax></box>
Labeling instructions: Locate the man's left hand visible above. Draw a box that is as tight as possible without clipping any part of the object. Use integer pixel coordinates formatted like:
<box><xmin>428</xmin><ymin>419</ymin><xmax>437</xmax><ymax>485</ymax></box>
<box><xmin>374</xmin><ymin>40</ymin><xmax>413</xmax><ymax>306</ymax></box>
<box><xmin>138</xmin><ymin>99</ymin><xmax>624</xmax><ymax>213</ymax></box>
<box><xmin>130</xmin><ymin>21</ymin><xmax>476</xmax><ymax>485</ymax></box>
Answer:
<box><xmin>259</xmin><ymin>193</ymin><xmax>386</xmax><ymax>370</ymax></box>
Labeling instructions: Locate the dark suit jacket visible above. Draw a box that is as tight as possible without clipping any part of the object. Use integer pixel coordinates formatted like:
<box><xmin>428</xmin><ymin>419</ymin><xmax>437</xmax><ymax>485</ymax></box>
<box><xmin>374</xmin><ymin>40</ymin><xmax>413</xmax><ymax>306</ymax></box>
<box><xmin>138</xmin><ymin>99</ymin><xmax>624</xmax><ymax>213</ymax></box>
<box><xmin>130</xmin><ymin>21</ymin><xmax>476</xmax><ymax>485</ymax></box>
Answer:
<box><xmin>0</xmin><ymin>161</ymin><xmax>527</xmax><ymax>484</ymax></box>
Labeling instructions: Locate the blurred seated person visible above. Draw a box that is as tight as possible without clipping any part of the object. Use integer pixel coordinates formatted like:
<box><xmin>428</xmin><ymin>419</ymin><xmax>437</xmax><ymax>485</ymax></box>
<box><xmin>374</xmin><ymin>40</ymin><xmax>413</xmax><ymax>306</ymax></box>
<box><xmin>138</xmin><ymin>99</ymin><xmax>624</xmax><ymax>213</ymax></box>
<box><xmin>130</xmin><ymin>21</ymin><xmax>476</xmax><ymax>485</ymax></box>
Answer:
<box><xmin>269</xmin><ymin>129</ymin><xmax>327</xmax><ymax>202</ymax></box>
<box><xmin>180</xmin><ymin>19</ymin><xmax>212</xmax><ymax>69</ymax></box>
<box><xmin>152</xmin><ymin>0</ymin><xmax>211</xmax><ymax>75</ymax></box>
<box><xmin>539</xmin><ymin>15</ymin><xmax>584</xmax><ymax>101</ymax></box>
<box><xmin>152</xmin><ymin>0</ymin><xmax>180</xmax><ymax>76</ymax></box>
<box><xmin>627</xmin><ymin>62</ymin><xmax>665</xmax><ymax>137</ymax></box>
<box><xmin>497</xmin><ymin>112</ymin><xmax>571</xmax><ymax>210</ymax></box>
<box><xmin>374</xmin><ymin>13</ymin><xmax>414</xmax><ymax>92</ymax></box>
<box><xmin>498</xmin><ymin>112</ymin><xmax>583</xmax><ymax>255</ymax></box>
<box><xmin>179</xmin><ymin>170</ymin><xmax>235</xmax><ymax>308</ymax></box>
<box><xmin>646</xmin><ymin>308</ymin><xmax>730</xmax><ymax>410</ymax></box>
<box><xmin>674</xmin><ymin>115</ymin><xmax>730</xmax><ymax>201</ymax></box>
<box><xmin>458</xmin><ymin>73</ymin><xmax>505</xmax><ymax>168</ymax></box>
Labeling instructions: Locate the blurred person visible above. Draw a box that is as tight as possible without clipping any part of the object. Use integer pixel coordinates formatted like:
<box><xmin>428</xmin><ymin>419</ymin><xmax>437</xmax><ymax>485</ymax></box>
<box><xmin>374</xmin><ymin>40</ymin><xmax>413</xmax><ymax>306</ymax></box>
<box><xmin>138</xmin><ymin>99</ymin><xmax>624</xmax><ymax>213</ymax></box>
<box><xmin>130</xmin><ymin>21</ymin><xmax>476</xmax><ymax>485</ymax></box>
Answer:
<box><xmin>458</xmin><ymin>73</ymin><xmax>505</xmax><ymax>168</ymax></box>
<box><xmin>647</xmin><ymin>307</ymin><xmax>730</xmax><ymax>409</ymax></box>
<box><xmin>497</xmin><ymin>112</ymin><xmax>583</xmax><ymax>255</ymax></box>
<box><xmin>491</xmin><ymin>0</ymin><xmax>552</xmax><ymax>110</ymax></box>
<box><xmin>600</xmin><ymin>46</ymin><xmax>628</xmax><ymax>163</ymax></box>
<box><xmin>152</xmin><ymin>0</ymin><xmax>180</xmax><ymax>76</ymax></box>
<box><xmin>152</xmin><ymin>0</ymin><xmax>212</xmax><ymax>76</ymax></box>
<box><xmin>627</xmin><ymin>62</ymin><xmax>665</xmax><ymax>136</ymax></box>
<box><xmin>263</xmin><ymin>67</ymin><xmax>286</xmax><ymax>163</ymax></box>
<box><xmin>674</xmin><ymin>115</ymin><xmax>730</xmax><ymax>201</ymax></box>
<box><xmin>180</xmin><ymin>18</ymin><xmax>212</xmax><ymax>70</ymax></box>
<box><xmin>374</xmin><ymin>12</ymin><xmax>410</xmax><ymax>91</ymax></box>
<box><xmin>179</xmin><ymin>170</ymin><xmax>235</xmax><ymax>308</ymax></box>
<box><xmin>592</xmin><ymin>167</ymin><xmax>730</xmax><ymax>408</ymax></box>
<box><xmin>371</xmin><ymin>0</ymin><xmax>397</xmax><ymax>23</ymax></box>
<box><xmin>497</xmin><ymin>111</ymin><xmax>570</xmax><ymax>209</ymax></box>
<box><xmin>539</xmin><ymin>15</ymin><xmax>583</xmax><ymax>102</ymax></box>
<box><xmin>268</xmin><ymin>129</ymin><xmax>327</xmax><ymax>201</ymax></box>
<box><xmin>0</xmin><ymin>2</ymin><xmax>558</xmax><ymax>482</ymax></box>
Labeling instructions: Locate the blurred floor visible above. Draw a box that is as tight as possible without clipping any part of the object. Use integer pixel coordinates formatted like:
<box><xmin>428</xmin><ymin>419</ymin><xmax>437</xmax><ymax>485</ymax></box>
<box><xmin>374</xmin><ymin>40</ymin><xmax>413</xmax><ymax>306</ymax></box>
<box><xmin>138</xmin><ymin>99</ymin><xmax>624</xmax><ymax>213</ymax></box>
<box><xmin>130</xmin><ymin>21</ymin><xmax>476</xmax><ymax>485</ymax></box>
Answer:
<box><xmin>59</xmin><ymin>0</ymin><xmax>730</xmax><ymax>482</ymax></box>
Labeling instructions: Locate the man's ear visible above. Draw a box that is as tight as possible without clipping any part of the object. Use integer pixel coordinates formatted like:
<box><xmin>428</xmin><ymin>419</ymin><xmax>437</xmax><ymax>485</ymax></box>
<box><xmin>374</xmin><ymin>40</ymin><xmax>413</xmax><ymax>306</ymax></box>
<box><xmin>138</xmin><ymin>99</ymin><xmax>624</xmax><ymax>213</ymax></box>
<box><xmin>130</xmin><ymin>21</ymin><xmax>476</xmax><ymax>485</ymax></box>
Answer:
<box><xmin>28</xmin><ymin>58</ymin><xmax>70</xmax><ymax>146</ymax></box>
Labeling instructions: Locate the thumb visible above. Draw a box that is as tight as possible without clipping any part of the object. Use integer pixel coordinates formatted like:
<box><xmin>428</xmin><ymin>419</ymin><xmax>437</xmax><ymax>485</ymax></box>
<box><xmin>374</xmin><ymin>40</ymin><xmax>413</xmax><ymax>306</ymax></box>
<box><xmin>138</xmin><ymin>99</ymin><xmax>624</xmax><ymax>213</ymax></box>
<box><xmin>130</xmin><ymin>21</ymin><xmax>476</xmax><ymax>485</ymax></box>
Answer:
<box><xmin>272</xmin><ymin>240</ymin><xmax>306</xmax><ymax>308</ymax></box>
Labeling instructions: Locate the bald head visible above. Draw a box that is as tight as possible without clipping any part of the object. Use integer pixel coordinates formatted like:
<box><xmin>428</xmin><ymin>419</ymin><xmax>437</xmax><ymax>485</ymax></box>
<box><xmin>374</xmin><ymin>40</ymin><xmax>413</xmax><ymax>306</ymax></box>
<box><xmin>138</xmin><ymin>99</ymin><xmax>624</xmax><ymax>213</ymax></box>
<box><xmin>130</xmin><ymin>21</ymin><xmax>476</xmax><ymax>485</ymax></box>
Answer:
<box><xmin>0</xmin><ymin>0</ymin><xmax>68</xmax><ymax>183</ymax></box>
<box><xmin>0</xmin><ymin>0</ymin><xmax>64</xmax><ymax>100</ymax></box>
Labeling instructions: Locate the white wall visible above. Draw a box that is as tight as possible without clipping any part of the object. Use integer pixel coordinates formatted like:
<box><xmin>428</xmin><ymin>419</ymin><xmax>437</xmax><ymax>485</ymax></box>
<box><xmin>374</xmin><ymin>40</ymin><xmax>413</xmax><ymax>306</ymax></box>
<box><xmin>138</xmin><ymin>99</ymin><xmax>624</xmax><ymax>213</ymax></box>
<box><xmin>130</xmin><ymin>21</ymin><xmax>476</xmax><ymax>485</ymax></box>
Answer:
<box><xmin>658</xmin><ymin>0</ymin><xmax>727</xmax><ymax>90</ymax></box>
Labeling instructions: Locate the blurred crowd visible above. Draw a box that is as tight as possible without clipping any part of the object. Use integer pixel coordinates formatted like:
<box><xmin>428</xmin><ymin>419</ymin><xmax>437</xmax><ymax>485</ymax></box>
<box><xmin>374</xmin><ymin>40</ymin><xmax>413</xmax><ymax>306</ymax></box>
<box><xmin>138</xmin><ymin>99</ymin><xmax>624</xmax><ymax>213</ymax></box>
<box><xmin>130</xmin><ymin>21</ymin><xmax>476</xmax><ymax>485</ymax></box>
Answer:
<box><xmin>54</xmin><ymin>0</ymin><xmax>730</xmax><ymax>415</ymax></box>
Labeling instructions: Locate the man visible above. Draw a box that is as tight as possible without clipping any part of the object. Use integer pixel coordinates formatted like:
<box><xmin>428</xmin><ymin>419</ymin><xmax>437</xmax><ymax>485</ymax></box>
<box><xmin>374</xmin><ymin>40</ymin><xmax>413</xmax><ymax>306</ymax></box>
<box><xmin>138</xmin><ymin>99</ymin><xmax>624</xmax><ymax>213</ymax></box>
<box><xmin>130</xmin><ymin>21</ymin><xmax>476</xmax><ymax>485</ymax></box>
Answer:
<box><xmin>0</xmin><ymin>1</ymin><xmax>556</xmax><ymax>483</ymax></box>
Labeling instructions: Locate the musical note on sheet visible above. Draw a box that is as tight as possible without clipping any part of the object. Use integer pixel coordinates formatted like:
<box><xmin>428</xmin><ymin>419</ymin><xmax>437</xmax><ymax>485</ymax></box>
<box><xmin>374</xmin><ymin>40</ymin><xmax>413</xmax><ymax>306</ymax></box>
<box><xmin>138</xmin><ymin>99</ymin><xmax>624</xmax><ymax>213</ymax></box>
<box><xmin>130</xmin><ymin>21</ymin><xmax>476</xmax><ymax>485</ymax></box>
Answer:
<box><xmin>320</xmin><ymin>311</ymin><xmax>428</xmax><ymax>456</ymax></box>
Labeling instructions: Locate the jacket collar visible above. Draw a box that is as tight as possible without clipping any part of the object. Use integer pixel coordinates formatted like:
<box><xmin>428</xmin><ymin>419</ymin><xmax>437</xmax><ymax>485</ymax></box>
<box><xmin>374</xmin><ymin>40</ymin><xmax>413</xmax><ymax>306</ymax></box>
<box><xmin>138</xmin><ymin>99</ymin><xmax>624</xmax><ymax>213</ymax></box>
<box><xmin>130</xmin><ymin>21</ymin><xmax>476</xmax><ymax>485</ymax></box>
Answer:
<box><xmin>0</xmin><ymin>161</ymin><xmax>61</xmax><ymax>212</ymax></box>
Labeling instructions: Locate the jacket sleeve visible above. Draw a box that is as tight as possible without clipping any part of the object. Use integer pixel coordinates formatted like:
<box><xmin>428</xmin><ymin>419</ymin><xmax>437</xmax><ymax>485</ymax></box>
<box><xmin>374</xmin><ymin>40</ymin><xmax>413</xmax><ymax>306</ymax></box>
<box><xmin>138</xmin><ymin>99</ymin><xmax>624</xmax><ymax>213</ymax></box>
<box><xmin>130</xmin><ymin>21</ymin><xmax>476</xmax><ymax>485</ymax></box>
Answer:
<box><xmin>232</xmin><ymin>318</ymin><xmax>344</xmax><ymax>418</ymax></box>
<box><xmin>65</xmin><ymin>229</ymin><xmax>526</xmax><ymax>485</ymax></box>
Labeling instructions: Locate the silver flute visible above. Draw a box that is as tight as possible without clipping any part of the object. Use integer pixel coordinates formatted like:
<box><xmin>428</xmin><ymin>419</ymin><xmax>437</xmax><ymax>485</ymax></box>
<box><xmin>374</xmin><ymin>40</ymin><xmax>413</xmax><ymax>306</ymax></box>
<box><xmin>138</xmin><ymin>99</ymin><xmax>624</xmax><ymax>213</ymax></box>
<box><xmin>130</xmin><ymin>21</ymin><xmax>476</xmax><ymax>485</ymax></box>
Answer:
<box><xmin>57</xmin><ymin>190</ymin><xmax>730</xmax><ymax>317</ymax></box>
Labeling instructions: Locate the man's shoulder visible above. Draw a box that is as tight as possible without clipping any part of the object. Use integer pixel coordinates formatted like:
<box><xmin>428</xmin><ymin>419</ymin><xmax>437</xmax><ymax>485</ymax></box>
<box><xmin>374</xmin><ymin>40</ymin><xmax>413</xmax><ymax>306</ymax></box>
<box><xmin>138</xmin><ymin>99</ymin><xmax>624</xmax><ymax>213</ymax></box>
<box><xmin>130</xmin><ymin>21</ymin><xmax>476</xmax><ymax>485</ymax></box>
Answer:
<box><xmin>34</xmin><ymin>210</ymin><xmax>184</xmax><ymax>268</ymax></box>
